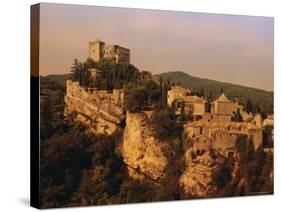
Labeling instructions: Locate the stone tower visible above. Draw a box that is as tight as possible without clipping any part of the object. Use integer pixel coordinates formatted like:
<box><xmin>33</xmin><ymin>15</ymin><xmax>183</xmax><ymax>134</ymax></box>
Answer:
<box><xmin>89</xmin><ymin>39</ymin><xmax>105</xmax><ymax>62</ymax></box>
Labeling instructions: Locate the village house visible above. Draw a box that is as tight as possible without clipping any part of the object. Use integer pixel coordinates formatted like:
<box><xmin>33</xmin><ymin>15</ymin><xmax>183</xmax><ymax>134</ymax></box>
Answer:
<box><xmin>167</xmin><ymin>86</ymin><xmax>191</xmax><ymax>107</ymax></box>
<box><xmin>184</xmin><ymin>95</ymin><xmax>206</xmax><ymax>118</ymax></box>
<box><xmin>167</xmin><ymin>86</ymin><xmax>206</xmax><ymax>119</ymax></box>
<box><xmin>200</xmin><ymin>93</ymin><xmax>239</xmax><ymax>123</ymax></box>
<box><xmin>211</xmin><ymin>93</ymin><xmax>237</xmax><ymax>115</ymax></box>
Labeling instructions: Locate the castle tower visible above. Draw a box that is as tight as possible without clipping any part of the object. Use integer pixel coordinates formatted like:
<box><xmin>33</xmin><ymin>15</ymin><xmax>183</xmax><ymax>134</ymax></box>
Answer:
<box><xmin>89</xmin><ymin>39</ymin><xmax>105</xmax><ymax>62</ymax></box>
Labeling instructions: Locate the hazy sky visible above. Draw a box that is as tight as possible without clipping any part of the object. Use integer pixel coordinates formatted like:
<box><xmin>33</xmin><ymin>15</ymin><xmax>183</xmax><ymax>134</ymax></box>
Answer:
<box><xmin>40</xmin><ymin>3</ymin><xmax>274</xmax><ymax>91</ymax></box>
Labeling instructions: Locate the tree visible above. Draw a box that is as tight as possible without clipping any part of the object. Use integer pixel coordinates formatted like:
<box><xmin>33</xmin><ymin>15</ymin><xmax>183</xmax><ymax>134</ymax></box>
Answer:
<box><xmin>205</xmin><ymin>92</ymin><xmax>212</xmax><ymax>112</ymax></box>
<box><xmin>199</xmin><ymin>86</ymin><xmax>205</xmax><ymax>97</ymax></box>
<box><xmin>123</xmin><ymin>84</ymin><xmax>149</xmax><ymax>112</ymax></box>
<box><xmin>220</xmin><ymin>87</ymin><xmax>224</xmax><ymax>94</ymax></box>
<box><xmin>161</xmin><ymin>83</ymin><xmax>168</xmax><ymax>108</ymax></box>
<box><xmin>232</xmin><ymin>108</ymin><xmax>243</xmax><ymax>122</ymax></box>
<box><xmin>150</xmin><ymin>109</ymin><xmax>183</xmax><ymax>140</ymax></box>
<box><xmin>263</xmin><ymin>125</ymin><xmax>273</xmax><ymax>147</ymax></box>
<box><xmin>246</xmin><ymin>97</ymin><xmax>253</xmax><ymax>113</ymax></box>
<box><xmin>71</xmin><ymin>58</ymin><xmax>81</xmax><ymax>82</ymax></box>
<box><xmin>140</xmin><ymin>79</ymin><xmax>161</xmax><ymax>106</ymax></box>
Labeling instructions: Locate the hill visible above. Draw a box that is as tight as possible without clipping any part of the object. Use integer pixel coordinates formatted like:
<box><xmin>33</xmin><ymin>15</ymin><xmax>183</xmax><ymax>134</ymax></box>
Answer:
<box><xmin>156</xmin><ymin>71</ymin><xmax>273</xmax><ymax>114</ymax></box>
<box><xmin>41</xmin><ymin>73</ymin><xmax>72</xmax><ymax>88</ymax></box>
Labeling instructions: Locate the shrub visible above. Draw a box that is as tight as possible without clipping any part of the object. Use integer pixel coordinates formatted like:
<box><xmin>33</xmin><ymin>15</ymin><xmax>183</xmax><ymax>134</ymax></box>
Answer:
<box><xmin>150</xmin><ymin>109</ymin><xmax>183</xmax><ymax>140</ymax></box>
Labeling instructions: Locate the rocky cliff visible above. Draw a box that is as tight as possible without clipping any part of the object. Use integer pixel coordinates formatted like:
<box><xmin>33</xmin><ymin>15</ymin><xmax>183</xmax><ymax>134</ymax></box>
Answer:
<box><xmin>64</xmin><ymin>80</ymin><xmax>124</xmax><ymax>135</ymax></box>
<box><xmin>64</xmin><ymin>80</ymin><xmax>273</xmax><ymax>197</ymax></box>
<box><xmin>122</xmin><ymin>112</ymin><xmax>169</xmax><ymax>181</ymax></box>
<box><xmin>180</xmin><ymin>148</ymin><xmax>241</xmax><ymax>198</ymax></box>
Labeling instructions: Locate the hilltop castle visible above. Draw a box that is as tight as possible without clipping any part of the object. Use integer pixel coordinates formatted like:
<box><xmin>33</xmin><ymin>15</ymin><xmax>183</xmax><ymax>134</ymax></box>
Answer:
<box><xmin>89</xmin><ymin>39</ymin><xmax>130</xmax><ymax>63</ymax></box>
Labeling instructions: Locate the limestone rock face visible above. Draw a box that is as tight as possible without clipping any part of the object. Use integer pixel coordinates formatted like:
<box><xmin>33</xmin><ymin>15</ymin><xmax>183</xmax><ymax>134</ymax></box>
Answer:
<box><xmin>122</xmin><ymin>112</ymin><xmax>168</xmax><ymax>180</ymax></box>
<box><xmin>64</xmin><ymin>80</ymin><xmax>124</xmax><ymax>135</ymax></box>
<box><xmin>180</xmin><ymin>149</ymin><xmax>240</xmax><ymax>198</ymax></box>
<box><xmin>65</xmin><ymin>94</ymin><xmax>119</xmax><ymax>135</ymax></box>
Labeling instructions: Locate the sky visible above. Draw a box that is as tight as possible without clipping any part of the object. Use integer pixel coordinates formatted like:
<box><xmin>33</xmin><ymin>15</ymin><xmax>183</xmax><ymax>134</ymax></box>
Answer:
<box><xmin>39</xmin><ymin>3</ymin><xmax>274</xmax><ymax>91</ymax></box>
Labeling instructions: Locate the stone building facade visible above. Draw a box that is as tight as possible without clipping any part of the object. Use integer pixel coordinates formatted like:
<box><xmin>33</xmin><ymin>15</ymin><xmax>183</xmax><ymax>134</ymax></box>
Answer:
<box><xmin>89</xmin><ymin>39</ymin><xmax>130</xmax><ymax>63</ymax></box>
<box><xmin>168</xmin><ymin>86</ymin><xmax>205</xmax><ymax>117</ymax></box>
<box><xmin>211</xmin><ymin>93</ymin><xmax>238</xmax><ymax>115</ymax></box>
<box><xmin>184</xmin><ymin>96</ymin><xmax>206</xmax><ymax>116</ymax></box>
<box><xmin>167</xmin><ymin>86</ymin><xmax>191</xmax><ymax>107</ymax></box>
<box><xmin>184</xmin><ymin>120</ymin><xmax>262</xmax><ymax>156</ymax></box>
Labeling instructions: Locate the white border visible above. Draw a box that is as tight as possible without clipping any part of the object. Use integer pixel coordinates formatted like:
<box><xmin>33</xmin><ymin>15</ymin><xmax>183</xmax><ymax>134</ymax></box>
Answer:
<box><xmin>0</xmin><ymin>0</ymin><xmax>280</xmax><ymax>211</ymax></box>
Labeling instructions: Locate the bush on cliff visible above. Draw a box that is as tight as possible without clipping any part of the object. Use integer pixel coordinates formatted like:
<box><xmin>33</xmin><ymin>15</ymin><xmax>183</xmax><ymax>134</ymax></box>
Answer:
<box><xmin>123</xmin><ymin>80</ymin><xmax>162</xmax><ymax>112</ymax></box>
<box><xmin>150</xmin><ymin>109</ymin><xmax>183</xmax><ymax>140</ymax></box>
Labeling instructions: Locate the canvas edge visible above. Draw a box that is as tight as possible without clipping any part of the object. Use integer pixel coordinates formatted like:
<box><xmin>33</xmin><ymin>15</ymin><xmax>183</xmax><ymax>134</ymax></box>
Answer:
<box><xmin>30</xmin><ymin>3</ymin><xmax>40</xmax><ymax>209</ymax></box>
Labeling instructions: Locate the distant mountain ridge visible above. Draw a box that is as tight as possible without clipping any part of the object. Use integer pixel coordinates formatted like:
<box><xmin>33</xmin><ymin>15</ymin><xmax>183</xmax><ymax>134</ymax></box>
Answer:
<box><xmin>41</xmin><ymin>74</ymin><xmax>72</xmax><ymax>87</ymax></box>
<box><xmin>156</xmin><ymin>71</ymin><xmax>273</xmax><ymax>114</ymax></box>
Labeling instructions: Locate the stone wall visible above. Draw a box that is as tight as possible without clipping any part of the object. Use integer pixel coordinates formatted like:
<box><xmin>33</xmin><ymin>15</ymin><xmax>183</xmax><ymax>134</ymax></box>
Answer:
<box><xmin>184</xmin><ymin>120</ymin><xmax>262</xmax><ymax>156</ymax></box>
<box><xmin>211</xmin><ymin>101</ymin><xmax>237</xmax><ymax>115</ymax></box>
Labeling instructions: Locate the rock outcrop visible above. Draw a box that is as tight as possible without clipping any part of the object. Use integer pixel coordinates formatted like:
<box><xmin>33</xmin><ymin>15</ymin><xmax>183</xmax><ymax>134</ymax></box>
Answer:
<box><xmin>180</xmin><ymin>148</ymin><xmax>240</xmax><ymax>198</ymax></box>
<box><xmin>122</xmin><ymin>112</ymin><xmax>168</xmax><ymax>180</ymax></box>
<box><xmin>64</xmin><ymin>80</ymin><xmax>125</xmax><ymax>135</ymax></box>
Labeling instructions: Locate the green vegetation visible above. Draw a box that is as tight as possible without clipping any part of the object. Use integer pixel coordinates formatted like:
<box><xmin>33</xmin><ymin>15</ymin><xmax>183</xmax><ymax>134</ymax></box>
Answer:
<box><xmin>213</xmin><ymin>157</ymin><xmax>232</xmax><ymax>189</ymax></box>
<box><xmin>150</xmin><ymin>109</ymin><xmax>183</xmax><ymax>140</ymax></box>
<box><xmin>123</xmin><ymin>79</ymin><xmax>162</xmax><ymax>112</ymax></box>
<box><xmin>157</xmin><ymin>71</ymin><xmax>273</xmax><ymax>115</ymax></box>
<box><xmin>42</xmin><ymin>73</ymin><xmax>72</xmax><ymax>87</ymax></box>
<box><xmin>263</xmin><ymin>125</ymin><xmax>274</xmax><ymax>147</ymax></box>
<box><xmin>231</xmin><ymin>108</ymin><xmax>243</xmax><ymax>122</ymax></box>
<box><xmin>235</xmin><ymin>136</ymin><xmax>273</xmax><ymax>195</ymax></box>
<box><xmin>40</xmin><ymin>76</ymin><xmax>67</xmax><ymax>140</ymax></box>
<box><xmin>71</xmin><ymin>58</ymin><xmax>141</xmax><ymax>90</ymax></box>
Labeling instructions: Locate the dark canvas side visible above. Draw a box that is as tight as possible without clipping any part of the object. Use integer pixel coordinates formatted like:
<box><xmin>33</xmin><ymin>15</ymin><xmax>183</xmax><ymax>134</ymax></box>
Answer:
<box><xmin>30</xmin><ymin>3</ymin><xmax>40</xmax><ymax>209</ymax></box>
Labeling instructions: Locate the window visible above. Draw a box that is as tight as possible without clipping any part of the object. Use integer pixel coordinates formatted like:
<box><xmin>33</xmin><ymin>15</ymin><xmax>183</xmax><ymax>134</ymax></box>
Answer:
<box><xmin>177</xmin><ymin>102</ymin><xmax>181</xmax><ymax>108</ymax></box>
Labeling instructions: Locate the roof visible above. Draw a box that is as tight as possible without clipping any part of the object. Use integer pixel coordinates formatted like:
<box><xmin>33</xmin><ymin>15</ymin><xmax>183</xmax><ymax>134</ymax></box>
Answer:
<box><xmin>185</xmin><ymin>95</ymin><xmax>206</xmax><ymax>103</ymax></box>
<box><xmin>211</xmin><ymin>93</ymin><xmax>231</xmax><ymax>104</ymax></box>
<box><xmin>88</xmin><ymin>68</ymin><xmax>102</xmax><ymax>73</ymax></box>
<box><xmin>169</xmin><ymin>86</ymin><xmax>191</xmax><ymax>94</ymax></box>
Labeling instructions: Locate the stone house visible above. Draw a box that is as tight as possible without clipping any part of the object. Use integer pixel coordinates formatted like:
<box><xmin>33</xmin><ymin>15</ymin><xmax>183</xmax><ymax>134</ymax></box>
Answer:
<box><xmin>205</xmin><ymin>93</ymin><xmax>240</xmax><ymax>122</ymax></box>
<box><xmin>167</xmin><ymin>86</ymin><xmax>191</xmax><ymax>107</ymax></box>
<box><xmin>167</xmin><ymin>86</ymin><xmax>205</xmax><ymax>118</ymax></box>
<box><xmin>184</xmin><ymin>95</ymin><xmax>206</xmax><ymax>116</ymax></box>
<box><xmin>211</xmin><ymin>93</ymin><xmax>237</xmax><ymax>116</ymax></box>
